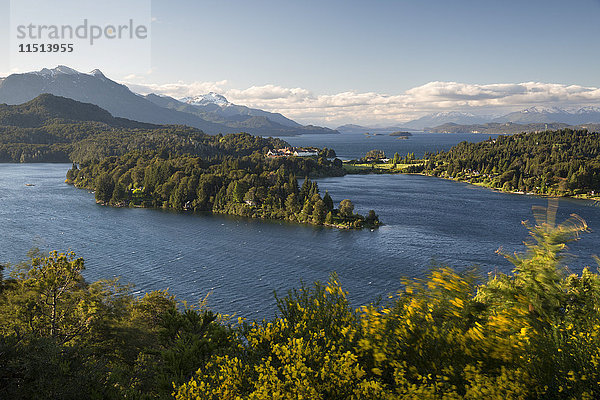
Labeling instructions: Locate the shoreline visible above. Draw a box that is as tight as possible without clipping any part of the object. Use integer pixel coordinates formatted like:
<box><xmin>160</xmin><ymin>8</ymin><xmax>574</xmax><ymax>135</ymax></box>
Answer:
<box><xmin>343</xmin><ymin>163</ymin><xmax>600</xmax><ymax>203</ymax></box>
<box><xmin>72</xmin><ymin>180</ymin><xmax>381</xmax><ymax>231</ymax></box>
<box><xmin>419</xmin><ymin>173</ymin><xmax>600</xmax><ymax>202</ymax></box>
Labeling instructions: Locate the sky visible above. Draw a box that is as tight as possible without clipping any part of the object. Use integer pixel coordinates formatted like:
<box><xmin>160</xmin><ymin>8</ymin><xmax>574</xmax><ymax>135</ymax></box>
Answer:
<box><xmin>2</xmin><ymin>0</ymin><xmax>600</xmax><ymax>126</ymax></box>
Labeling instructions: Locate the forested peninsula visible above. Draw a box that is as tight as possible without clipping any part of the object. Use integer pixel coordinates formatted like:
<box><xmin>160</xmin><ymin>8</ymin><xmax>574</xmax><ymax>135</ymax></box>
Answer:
<box><xmin>345</xmin><ymin>129</ymin><xmax>600</xmax><ymax>200</ymax></box>
<box><xmin>66</xmin><ymin>150</ymin><xmax>380</xmax><ymax>229</ymax></box>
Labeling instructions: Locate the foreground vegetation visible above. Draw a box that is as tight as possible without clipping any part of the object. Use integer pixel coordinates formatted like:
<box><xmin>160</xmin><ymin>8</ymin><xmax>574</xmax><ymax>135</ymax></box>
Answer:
<box><xmin>1</xmin><ymin>204</ymin><xmax>599</xmax><ymax>399</ymax></box>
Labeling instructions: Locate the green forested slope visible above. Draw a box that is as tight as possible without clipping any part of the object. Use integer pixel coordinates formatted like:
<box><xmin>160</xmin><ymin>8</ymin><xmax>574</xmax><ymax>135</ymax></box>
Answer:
<box><xmin>424</xmin><ymin>129</ymin><xmax>600</xmax><ymax>197</ymax></box>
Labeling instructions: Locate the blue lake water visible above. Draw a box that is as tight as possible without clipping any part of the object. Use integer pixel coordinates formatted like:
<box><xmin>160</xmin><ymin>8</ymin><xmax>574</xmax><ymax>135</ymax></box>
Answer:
<box><xmin>280</xmin><ymin>132</ymin><xmax>503</xmax><ymax>159</ymax></box>
<box><xmin>1</xmin><ymin>161</ymin><xmax>598</xmax><ymax>320</ymax></box>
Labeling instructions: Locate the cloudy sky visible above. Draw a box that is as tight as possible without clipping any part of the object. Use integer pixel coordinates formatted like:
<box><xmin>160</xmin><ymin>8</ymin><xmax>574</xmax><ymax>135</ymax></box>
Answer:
<box><xmin>2</xmin><ymin>0</ymin><xmax>600</xmax><ymax>126</ymax></box>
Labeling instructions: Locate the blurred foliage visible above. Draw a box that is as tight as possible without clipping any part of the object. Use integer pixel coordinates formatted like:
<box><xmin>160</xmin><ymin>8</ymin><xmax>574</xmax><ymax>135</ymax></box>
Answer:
<box><xmin>177</xmin><ymin>204</ymin><xmax>600</xmax><ymax>399</ymax></box>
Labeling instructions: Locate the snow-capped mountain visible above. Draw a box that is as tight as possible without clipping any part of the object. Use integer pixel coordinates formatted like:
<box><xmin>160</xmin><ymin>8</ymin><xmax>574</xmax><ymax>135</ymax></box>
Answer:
<box><xmin>144</xmin><ymin>93</ymin><xmax>337</xmax><ymax>135</ymax></box>
<box><xmin>494</xmin><ymin>106</ymin><xmax>600</xmax><ymax>125</ymax></box>
<box><xmin>402</xmin><ymin>111</ymin><xmax>491</xmax><ymax>130</ymax></box>
<box><xmin>0</xmin><ymin>66</ymin><xmax>231</xmax><ymax>133</ymax></box>
<box><xmin>0</xmin><ymin>66</ymin><xmax>337</xmax><ymax>135</ymax></box>
<box><xmin>173</xmin><ymin>92</ymin><xmax>302</xmax><ymax>128</ymax></box>
<box><xmin>33</xmin><ymin>65</ymin><xmax>81</xmax><ymax>76</ymax></box>
<box><xmin>574</xmin><ymin>106</ymin><xmax>600</xmax><ymax>114</ymax></box>
<box><xmin>181</xmin><ymin>92</ymin><xmax>230</xmax><ymax>107</ymax></box>
<box><xmin>367</xmin><ymin>106</ymin><xmax>600</xmax><ymax>131</ymax></box>
<box><xmin>26</xmin><ymin>65</ymin><xmax>108</xmax><ymax>80</ymax></box>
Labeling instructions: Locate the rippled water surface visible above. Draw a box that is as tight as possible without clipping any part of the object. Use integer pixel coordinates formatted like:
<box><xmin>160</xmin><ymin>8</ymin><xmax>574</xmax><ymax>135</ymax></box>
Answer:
<box><xmin>1</xmin><ymin>139</ymin><xmax>599</xmax><ymax>319</ymax></box>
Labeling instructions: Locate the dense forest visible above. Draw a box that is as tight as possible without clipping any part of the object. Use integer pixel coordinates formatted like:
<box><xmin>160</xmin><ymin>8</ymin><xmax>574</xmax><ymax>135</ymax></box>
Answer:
<box><xmin>1</xmin><ymin>205</ymin><xmax>600</xmax><ymax>399</ymax></box>
<box><xmin>0</xmin><ymin>94</ymin><xmax>290</xmax><ymax>163</ymax></box>
<box><xmin>423</xmin><ymin>129</ymin><xmax>600</xmax><ymax>197</ymax></box>
<box><xmin>65</xmin><ymin>149</ymin><xmax>379</xmax><ymax>229</ymax></box>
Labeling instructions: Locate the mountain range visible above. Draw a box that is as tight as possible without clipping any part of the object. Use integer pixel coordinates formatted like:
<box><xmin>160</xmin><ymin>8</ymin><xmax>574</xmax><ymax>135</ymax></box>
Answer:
<box><xmin>337</xmin><ymin>107</ymin><xmax>600</xmax><ymax>133</ymax></box>
<box><xmin>0</xmin><ymin>92</ymin><xmax>156</xmax><ymax>130</ymax></box>
<box><xmin>3</xmin><ymin>66</ymin><xmax>600</xmax><ymax>135</ymax></box>
<box><xmin>336</xmin><ymin>124</ymin><xmax>420</xmax><ymax>135</ymax></box>
<box><xmin>0</xmin><ymin>66</ymin><xmax>337</xmax><ymax>136</ymax></box>
<box><xmin>0</xmin><ymin>93</ymin><xmax>290</xmax><ymax>163</ymax></box>
<box><xmin>492</xmin><ymin>106</ymin><xmax>600</xmax><ymax>125</ymax></box>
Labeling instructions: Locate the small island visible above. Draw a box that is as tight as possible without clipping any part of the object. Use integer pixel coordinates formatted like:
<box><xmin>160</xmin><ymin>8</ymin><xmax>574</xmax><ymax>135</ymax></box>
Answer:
<box><xmin>389</xmin><ymin>131</ymin><xmax>413</xmax><ymax>138</ymax></box>
<box><xmin>344</xmin><ymin>150</ymin><xmax>424</xmax><ymax>174</ymax></box>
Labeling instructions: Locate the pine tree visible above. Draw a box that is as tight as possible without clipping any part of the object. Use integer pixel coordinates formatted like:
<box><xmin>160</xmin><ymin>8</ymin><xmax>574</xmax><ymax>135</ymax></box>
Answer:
<box><xmin>323</xmin><ymin>191</ymin><xmax>334</xmax><ymax>211</ymax></box>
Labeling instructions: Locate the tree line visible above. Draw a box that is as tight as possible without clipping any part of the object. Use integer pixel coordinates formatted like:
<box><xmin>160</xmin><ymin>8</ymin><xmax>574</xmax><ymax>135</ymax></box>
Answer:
<box><xmin>66</xmin><ymin>149</ymin><xmax>380</xmax><ymax>229</ymax></box>
<box><xmin>423</xmin><ymin>129</ymin><xmax>600</xmax><ymax>196</ymax></box>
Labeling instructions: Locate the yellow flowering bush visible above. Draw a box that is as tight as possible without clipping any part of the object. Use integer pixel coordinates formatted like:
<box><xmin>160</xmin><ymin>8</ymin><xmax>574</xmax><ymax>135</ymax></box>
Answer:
<box><xmin>175</xmin><ymin>205</ymin><xmax>600</xmax><ymax>399</ymax></box>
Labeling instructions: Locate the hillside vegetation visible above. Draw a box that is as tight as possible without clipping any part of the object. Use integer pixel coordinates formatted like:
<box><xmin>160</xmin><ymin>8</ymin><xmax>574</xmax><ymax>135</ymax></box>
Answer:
<box><xmin>0</xmin><ymin>94</ymin><xmax>287</xmax><ymax>163</ymax></box>
<box><xmin>424</xmin><ymin>129</ymin><xmax>600</xmax><ymax>198</ymax></box>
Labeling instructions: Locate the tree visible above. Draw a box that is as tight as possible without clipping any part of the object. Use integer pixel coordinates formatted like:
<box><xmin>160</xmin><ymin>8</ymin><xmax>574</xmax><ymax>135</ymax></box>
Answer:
<box><xmin>110</xmin><ymin>181</ymin><xmax>128</xmax><ymax>205</ymax></box>
<box><xmin>339</xmin><ymin>199</ymin><xmax>354</xmax><ymax>218</ymax></box>
<box><xmin>95</xmin><ymin>173</ymin><xmax>114</xmax><ymax>204</ymax></box>
<box><xmin>66</xmin><ymin>163</ymin><xmax>78</xmax><ymax>182</ymax></box>
<box><xmin>233</xmin><ymin>181</ymin><xmax>248</xmax><ymax>203</ymax></box>
<box><xmin>312</xmin><ymin>200</ymin><xmax>326</xmax><ymax>224</ymax></box>
<box><xmin>365</xmin><ymin>210</ymin><xmax>379</xmax><ymax>225</ymax></box>
<box><xmin>365</xmin><ymin>149</ymin><xmax>385</xmax><ymax>160</ymax></box>
<box><xmin>322</xmin><ymin>191</ymin><xmax>334</xmax><ymax>212</ymax></box>
<box><xmin>300</xmin><ymin>200</ymin><xmax>313</xmax><ymax>221</ymax></box>
<box><xmin>285</xmin><ymin>193</ymin><xmax>299</xmax><ymax>214</ymax></box>
<box><xmin>7</xmin><ymin>251</ymin><xmax>96</xmax><ymax>344</ymax></box>
<box><xmin>299</xmin><ymin>178</ymin><xmax>312</xmax><ymax>202</ymax></box>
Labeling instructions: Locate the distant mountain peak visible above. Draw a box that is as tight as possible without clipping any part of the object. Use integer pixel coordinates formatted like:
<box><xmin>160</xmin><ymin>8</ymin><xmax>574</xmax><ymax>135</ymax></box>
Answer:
<box><xmin>89</xmin><ymin>69</ymin><xmax>106</xmax><ymax>78</ymax></box>
<box><xmin>572</xmin><ymin>105</ymin><xmax>600</xmax><ymax>114</ymax></box>
<box><xmin>520</xmin><ymin>106</ymin><xmax>565</xmax><ymax>114</ymax></box>
<box><xmin>432</xmin><ymin>111</ymin><xmax>476</xmax><ymax>117</ymax></box>
<box><xmin>33</xmin><ymin>65</ymin><xmax>82</xmax><ymax>77</ymax></box>
<box><xmin>181</xmin><ymin>92</ymin><xmax>230</xmax><ymax>106</ymax></box>
<box><xmin>28</xmin><ymin>65</ymin><xmax>109</xmax><ymax>79</ymax></box>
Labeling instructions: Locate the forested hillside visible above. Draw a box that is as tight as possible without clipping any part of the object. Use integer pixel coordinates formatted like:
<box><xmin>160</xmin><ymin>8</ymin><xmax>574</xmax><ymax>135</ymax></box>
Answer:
<box><xmin>0</xmin><ymin>94</ymin><xmax>287</xmax><ymax>163</ymax></box>
<box><xmin>424</xmin><ymin>129</ymin><xmax>600</xmax><ymax>197</ymax></box>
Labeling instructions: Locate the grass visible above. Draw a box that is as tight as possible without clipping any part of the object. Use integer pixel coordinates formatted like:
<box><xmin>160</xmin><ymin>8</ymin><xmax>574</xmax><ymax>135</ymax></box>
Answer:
<box><xmin>343</xmin><ymin>162</ymin><xmax>423</xmax><ymax>174</ymax></box>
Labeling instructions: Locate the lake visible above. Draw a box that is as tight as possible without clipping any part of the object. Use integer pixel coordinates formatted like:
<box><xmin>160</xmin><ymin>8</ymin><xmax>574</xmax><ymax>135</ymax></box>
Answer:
<box><xmin>280</xmin><ymin>131</ymin><xmax>503</xmax><ymax>159</ymax></box>
<box><xmin>1</xmin><ymin>133</ymin><xmax>598</xmax><ymax>320</ymax></box>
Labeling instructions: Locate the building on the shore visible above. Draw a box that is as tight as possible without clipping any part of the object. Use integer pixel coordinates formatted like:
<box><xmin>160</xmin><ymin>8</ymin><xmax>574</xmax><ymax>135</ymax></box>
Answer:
<box><xmin>293</xmin><ymin>148</ymin><xmax>318</xmax><ymax>157</ymax></box>
<box><xmin>266</xmin><ymin>147</ymin><xmax>319</xmax><ymax>158</ymax></box>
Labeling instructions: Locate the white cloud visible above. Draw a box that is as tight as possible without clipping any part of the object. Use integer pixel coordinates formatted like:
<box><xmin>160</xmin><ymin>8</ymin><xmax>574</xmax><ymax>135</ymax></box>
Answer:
<box><xmin>126</xmin><ymin>80</ymin><xmax>229</xmax><ymax>99</ymax></box>
<box><xmin>121</xmin><ymin>79</ymin><xmax>600</xmax><ymax>126</ymax></box>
